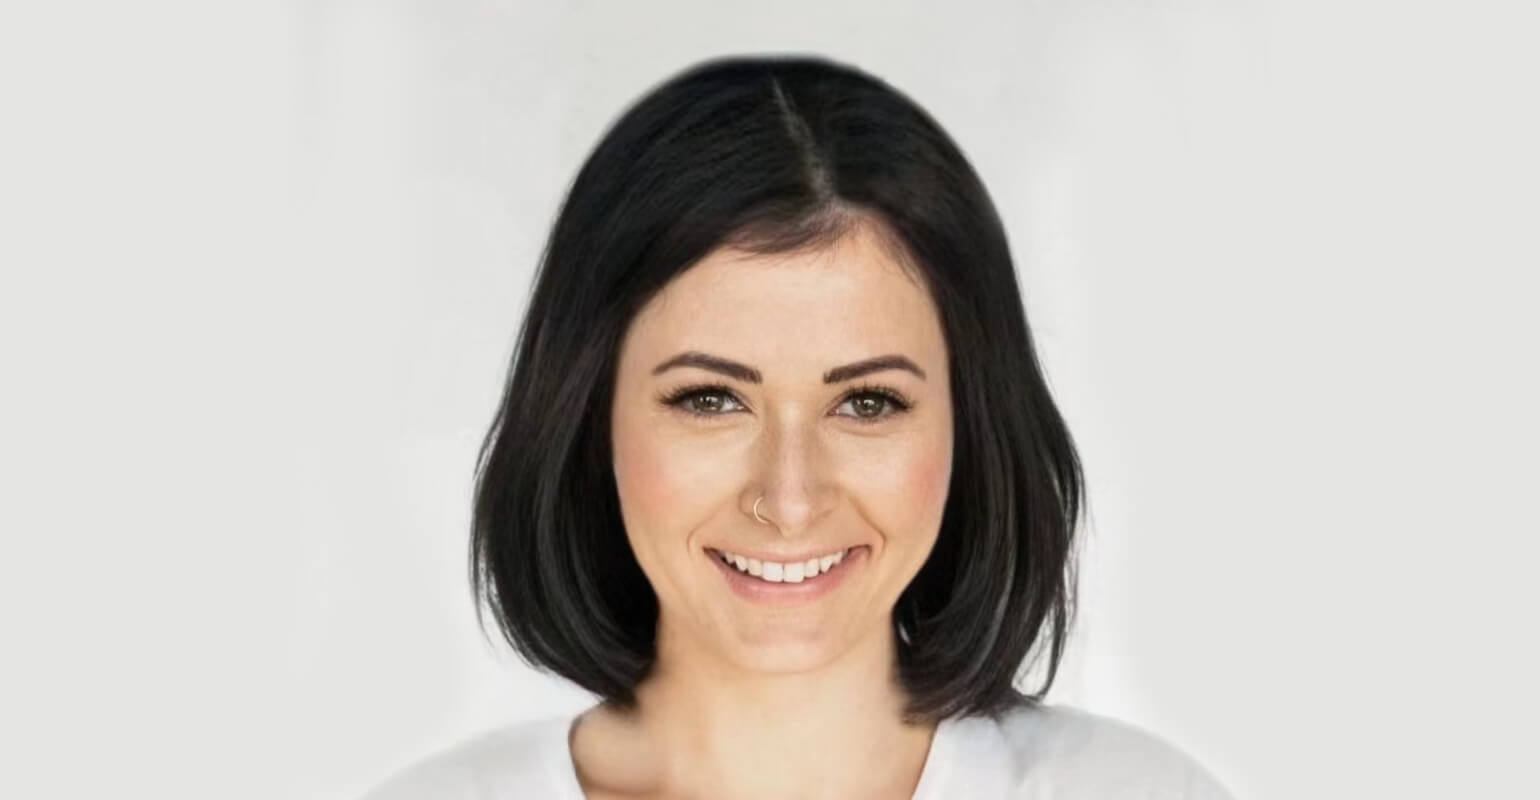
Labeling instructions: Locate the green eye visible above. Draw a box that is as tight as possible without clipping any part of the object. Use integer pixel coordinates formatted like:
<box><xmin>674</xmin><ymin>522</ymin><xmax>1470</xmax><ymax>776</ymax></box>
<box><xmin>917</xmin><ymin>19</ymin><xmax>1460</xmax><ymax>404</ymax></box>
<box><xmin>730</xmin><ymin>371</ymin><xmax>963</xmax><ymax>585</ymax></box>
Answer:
<box><xmin>836</xmin><ymin>388</ymin><xmax>911</xmax><ymax>422</ymax></box>
<box><xmin>669</xmin><ymin>387</ymin><xmax>744</xmax><ymax>417</ymax></box>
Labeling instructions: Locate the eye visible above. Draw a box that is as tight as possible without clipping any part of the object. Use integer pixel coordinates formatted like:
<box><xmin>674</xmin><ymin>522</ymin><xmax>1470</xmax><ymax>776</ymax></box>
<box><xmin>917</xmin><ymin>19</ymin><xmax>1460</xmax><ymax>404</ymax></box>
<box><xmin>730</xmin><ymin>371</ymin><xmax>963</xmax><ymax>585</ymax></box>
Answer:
<box><xmin>658</xmin><ymin>383</ymin><xmax>747</xmax><ymax>418</ymax></box>
<box><xmin>834</xmin><ymin>384</ymin><xmax>913</xmax><ymax>424</ymax></box>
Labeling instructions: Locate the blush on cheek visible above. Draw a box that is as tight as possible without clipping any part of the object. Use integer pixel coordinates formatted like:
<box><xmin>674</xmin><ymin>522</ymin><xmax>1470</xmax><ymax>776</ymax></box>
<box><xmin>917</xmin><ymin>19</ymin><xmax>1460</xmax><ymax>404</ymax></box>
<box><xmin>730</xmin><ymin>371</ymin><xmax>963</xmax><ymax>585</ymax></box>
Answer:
<box><xmin>614</xmin><ymin>422</ymin><xmax>722</xmax><ymax>534</ymax></box>
<box><xmin>614</xmin><ymin>441</ymin><xmax>669</xmax><ymax>521</ymax></box>
<box><xmin>904</xmin><ymin>443</ymin><xmax>954</xmax><ymax>522</ymax></box>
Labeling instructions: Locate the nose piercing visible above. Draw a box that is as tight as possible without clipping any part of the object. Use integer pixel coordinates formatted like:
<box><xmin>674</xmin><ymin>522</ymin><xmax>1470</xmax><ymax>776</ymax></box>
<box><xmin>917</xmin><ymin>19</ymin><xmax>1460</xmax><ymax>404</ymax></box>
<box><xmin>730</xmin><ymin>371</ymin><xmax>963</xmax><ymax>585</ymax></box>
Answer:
<box><xmin>753</xmin><ymin>496</ymin><xmax>769</xmax><ymax>525</ymax></box>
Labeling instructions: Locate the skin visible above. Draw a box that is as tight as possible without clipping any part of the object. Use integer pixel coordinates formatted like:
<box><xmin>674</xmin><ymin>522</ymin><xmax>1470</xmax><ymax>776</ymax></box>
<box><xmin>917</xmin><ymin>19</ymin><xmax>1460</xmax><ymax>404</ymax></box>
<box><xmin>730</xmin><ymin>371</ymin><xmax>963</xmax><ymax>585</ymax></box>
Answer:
<box><xmin>582</xmin><ymin>221</ymin><xmax>955</xmax><ymax>800</ymax></box>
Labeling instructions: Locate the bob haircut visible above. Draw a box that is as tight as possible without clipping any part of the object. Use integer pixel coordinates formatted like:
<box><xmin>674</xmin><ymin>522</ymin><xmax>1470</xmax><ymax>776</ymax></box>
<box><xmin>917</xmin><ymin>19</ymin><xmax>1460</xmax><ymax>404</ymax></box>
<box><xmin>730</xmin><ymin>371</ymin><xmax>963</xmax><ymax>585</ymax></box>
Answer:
<box><xmin>472</xmin><ymin>54</ymin><xmax>1084</xmax><ymax>725</ymax></box>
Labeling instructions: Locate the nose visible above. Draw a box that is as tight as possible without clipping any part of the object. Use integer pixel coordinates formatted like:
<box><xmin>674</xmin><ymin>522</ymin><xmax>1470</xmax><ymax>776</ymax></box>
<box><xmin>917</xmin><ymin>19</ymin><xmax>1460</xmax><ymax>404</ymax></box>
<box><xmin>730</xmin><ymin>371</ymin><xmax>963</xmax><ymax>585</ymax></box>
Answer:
<box><xmin>746</xmin><ymin>417</ymin><xmax>836</xmax><ymax>535</ymax></box>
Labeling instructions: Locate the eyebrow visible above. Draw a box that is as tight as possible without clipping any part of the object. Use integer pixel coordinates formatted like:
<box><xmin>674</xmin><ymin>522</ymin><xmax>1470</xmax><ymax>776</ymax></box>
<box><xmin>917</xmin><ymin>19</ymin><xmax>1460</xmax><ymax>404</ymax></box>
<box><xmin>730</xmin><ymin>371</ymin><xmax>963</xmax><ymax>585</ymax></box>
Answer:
<box><xmin>650</xmin><ymin>351</ymin><xmax>927</xmax><ymax>384</ymax></box>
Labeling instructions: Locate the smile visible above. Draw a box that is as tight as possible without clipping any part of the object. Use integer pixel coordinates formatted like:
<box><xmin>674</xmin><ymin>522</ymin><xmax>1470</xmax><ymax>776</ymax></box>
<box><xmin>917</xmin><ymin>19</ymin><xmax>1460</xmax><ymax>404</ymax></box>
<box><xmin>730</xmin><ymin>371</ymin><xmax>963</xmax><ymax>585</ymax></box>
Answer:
<box><xmin>706</xmin><ymin>545</ymin><xmax>870</xmax><ymax>604</ymax></box>
<box><xmin>711</xmin><ymin>546</ymin><xmax>855</xmax><ymax>583</ymax></box>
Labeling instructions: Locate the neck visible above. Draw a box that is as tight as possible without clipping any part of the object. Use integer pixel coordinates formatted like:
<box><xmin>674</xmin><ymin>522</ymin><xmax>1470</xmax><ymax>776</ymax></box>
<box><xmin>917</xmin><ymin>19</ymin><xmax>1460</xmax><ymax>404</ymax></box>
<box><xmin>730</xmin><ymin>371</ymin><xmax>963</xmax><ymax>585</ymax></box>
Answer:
<box><xmin>613</xmin><ymin>617</ymin><xmax>937</xmax><ymax>800</ymax></box>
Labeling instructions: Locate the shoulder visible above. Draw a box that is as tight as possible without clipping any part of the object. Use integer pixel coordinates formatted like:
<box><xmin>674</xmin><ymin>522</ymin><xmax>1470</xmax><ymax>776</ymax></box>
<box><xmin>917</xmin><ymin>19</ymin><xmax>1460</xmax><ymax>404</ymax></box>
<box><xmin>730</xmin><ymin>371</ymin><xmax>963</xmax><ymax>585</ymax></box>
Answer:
<box><xmin>356</xmin><ymin>715</ymin><xmax>572</xmax><ymax>800</ymax></box>
<box><xmin>986</xmin><ymin>702</ymin><xmax>1236</xmax><ymax>799</ymax></box>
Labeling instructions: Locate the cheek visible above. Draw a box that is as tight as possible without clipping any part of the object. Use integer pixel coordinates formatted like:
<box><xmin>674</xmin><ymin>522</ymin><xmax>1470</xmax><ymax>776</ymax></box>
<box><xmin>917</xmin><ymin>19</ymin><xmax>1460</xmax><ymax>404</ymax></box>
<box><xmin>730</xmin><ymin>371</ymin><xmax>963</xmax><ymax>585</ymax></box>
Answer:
<box><xmin>612</xmin><ymin>417</ymin><xmax>668</xmax><ymax>535</ymax></box>
<box><xmin>901</xmin><ymin>436</ymin><xmax>953</xmax><ymax>530</ymax></box>
<box><xmin>917</xmin><ymin>445</ymin><xmax>953</xmax><ymax>506</ymax></box>
<box><xmin>853</xmin><ymin>429</ymin><xmax>953</xmax><ymax>544</ymax></box>
<box><xmin>612</xmin><ymin>411</ymin><xmax>730</xmax><ymax>539</ymax></box>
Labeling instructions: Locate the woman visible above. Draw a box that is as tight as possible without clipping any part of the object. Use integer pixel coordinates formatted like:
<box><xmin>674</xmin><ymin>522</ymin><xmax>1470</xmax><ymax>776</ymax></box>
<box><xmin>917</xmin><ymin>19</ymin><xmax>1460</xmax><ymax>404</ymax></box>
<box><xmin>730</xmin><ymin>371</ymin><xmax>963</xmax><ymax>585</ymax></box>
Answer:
<box><xmin>363</xmin><ymin>55</ymin><xmax>1235</xmax><ymax>799</ymax></box>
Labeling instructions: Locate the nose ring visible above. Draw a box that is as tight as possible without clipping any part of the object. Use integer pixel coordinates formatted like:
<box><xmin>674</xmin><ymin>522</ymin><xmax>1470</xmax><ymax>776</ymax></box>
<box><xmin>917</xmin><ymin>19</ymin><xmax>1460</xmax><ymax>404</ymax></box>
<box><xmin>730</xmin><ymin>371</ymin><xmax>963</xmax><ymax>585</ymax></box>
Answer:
<box><xmin>753</xmin><ymin>496</ymin><xmax>769</xmax><ymax>525</ymax></box>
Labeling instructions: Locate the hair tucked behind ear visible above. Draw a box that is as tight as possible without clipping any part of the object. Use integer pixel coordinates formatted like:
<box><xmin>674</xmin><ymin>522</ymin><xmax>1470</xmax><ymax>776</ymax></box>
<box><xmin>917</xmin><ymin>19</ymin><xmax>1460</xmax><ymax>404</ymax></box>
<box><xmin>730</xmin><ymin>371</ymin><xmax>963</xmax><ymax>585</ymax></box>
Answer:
<box><xmin>471</xmin><ymin>54</ymin><xmax>1083</xmax><ymax>725</ymax></box>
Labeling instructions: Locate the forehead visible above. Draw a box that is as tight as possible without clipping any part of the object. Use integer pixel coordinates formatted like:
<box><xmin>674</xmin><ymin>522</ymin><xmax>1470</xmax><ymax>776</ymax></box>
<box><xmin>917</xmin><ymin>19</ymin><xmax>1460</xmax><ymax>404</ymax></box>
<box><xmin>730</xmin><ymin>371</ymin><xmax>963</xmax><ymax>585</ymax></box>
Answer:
<box><xmin>624</xmin><ymin>228</ymin><xmax>945</xmax><ymax>372</ymax></box>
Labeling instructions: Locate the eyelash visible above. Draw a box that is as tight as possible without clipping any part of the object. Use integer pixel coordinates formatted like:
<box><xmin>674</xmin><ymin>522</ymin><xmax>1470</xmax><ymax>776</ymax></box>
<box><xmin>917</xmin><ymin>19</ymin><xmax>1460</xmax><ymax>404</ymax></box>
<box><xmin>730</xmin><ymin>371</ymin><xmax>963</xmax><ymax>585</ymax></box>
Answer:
<box><xmin>657</xmin><ymin>382</ymin><xmax>913</xmax><ymax>424</ymax></box>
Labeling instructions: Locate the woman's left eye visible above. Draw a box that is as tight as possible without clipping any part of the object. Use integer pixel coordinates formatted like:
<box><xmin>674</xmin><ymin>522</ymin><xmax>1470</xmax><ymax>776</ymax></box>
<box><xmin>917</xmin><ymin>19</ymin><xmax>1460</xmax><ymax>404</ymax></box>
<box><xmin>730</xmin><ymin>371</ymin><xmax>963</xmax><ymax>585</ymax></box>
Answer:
<box><xmin>835</xmin><ymin>389</ymin><xmax>911</xmax><ymax>422</ymax></box>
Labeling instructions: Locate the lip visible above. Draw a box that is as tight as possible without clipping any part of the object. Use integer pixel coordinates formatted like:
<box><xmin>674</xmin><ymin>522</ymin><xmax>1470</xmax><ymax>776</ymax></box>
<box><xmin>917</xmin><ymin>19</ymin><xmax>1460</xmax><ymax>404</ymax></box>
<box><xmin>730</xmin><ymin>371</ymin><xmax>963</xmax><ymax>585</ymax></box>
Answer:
<box><xmin>707</xmin><ymin>545</ymin><xmax>869</xmax><ymax>605</ymax></box>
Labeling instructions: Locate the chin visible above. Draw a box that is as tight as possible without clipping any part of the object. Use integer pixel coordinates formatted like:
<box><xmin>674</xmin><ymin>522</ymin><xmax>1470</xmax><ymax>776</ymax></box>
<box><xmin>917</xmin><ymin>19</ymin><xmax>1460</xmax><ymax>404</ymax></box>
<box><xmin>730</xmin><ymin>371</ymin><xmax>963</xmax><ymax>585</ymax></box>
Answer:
<box><xmin>712</xmin><ymin>622</ymin><xmax>867</xmax><ymax>674</ymax></box>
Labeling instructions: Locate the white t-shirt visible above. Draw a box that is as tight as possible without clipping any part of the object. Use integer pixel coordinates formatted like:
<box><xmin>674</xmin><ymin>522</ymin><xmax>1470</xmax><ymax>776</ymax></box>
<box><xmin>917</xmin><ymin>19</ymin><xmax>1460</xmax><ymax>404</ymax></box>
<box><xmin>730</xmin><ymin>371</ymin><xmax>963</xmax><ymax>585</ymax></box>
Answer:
<box><xmin>360</xmin><ymin>702</ymin><xmax>1236</xmax><ymax>799</ymax></box>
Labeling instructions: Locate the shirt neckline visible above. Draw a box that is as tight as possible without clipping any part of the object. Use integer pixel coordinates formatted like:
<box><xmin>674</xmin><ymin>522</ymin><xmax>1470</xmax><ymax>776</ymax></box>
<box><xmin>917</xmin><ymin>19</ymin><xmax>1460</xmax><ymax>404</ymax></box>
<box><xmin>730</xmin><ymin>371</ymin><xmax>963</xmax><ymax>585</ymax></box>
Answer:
<box><xmin>546</xmin><ymin>705</ymin><xmax>962</xmax><ymax>799</ymax></box>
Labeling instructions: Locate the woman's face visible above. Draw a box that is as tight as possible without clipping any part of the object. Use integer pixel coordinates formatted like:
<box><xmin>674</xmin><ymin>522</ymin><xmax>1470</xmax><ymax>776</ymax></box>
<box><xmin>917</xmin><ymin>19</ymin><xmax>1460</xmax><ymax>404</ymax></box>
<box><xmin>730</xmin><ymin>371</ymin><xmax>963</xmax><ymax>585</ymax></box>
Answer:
<box><xmin>610</xmin><ymin>225</ymin><xmax>954</xmax><ymax>673</ymax></box>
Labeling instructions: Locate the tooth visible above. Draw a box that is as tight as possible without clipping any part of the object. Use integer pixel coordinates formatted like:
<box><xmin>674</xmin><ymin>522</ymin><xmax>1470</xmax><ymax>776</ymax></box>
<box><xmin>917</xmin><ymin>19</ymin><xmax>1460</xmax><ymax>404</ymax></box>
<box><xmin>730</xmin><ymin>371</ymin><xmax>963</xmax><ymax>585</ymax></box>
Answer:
<box><xmin>721</xmin><ymin>548</ymin><xmax>859</xmax><ymax>584</ymax></box>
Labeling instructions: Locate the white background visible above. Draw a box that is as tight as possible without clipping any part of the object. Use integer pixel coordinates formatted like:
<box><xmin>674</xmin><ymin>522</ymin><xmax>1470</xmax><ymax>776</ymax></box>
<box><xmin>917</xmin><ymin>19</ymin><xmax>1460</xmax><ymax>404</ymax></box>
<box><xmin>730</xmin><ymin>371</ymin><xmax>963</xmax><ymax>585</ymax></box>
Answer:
<box><xmin>2</xmin><ymin>1</ymin><xmax>1535</xmax><ymax>798</ymax></box>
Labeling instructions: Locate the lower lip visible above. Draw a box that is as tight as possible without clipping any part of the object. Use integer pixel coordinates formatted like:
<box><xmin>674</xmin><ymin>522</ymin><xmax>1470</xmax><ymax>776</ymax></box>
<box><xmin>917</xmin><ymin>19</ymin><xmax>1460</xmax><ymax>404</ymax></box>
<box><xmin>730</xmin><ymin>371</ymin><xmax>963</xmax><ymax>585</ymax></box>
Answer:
<box><xmin>708</xmin><ymin>546</ymin><xmax>869</xmax><ymax>605</ymax></box>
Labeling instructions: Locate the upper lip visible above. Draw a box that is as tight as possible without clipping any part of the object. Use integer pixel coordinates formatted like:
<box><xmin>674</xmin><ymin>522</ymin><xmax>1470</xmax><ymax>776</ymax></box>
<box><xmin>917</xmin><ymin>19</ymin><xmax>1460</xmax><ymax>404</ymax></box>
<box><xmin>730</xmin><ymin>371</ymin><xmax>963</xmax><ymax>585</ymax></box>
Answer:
<box><xmin>708</xmin><ymin>545</ymin><xmax>863</xmax><ymax>563</ymax></box>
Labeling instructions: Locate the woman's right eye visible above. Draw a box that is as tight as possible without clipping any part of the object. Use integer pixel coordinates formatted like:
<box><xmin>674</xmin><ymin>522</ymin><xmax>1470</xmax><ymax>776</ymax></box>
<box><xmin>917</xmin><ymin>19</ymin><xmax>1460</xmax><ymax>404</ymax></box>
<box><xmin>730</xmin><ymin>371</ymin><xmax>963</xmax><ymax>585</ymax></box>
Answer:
<box><xmin>662</xmin><ymin>386</ymin><xmax>746</xmax><ymax>418</ymax></box>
